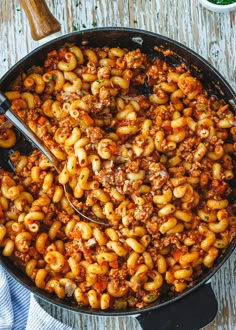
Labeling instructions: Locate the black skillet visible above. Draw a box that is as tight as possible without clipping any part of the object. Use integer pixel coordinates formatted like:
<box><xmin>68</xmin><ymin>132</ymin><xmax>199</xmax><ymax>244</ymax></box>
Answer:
<box><xmin>0</xmin><ymin>1</ymin><xmax>235</xmax><ymax>329</ymax></box>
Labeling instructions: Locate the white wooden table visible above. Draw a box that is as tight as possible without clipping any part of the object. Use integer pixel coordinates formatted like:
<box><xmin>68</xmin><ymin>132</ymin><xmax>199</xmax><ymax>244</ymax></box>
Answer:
<box><xmin>0</xmin><ymin>0</ymin><xmax>235</xmax><ymax>329</ymax></box>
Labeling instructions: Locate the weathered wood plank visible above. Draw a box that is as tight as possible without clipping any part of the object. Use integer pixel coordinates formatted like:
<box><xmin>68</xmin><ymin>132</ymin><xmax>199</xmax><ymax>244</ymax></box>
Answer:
<box><xmin>0</xmin><ymin>0</ymin><xmax>235</xmax><ymax>329</ymax></box>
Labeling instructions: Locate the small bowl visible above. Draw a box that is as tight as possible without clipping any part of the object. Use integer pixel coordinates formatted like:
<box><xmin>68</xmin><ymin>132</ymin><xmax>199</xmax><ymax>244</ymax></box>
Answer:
<box><xmin>198</xmin><ymin>0</ymin><xmax>236</xmax><ymax>12</ymax></box>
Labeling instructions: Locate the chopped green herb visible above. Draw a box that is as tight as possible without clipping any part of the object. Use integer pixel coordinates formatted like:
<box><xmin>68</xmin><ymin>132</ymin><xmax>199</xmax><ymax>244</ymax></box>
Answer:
<box><xmin>133</xmin><ymin>20</ymin><xmax>138</xmax><ymax>24</ymax></box>
<box><xmin>82</xmin><ymin>24</ymin><xmax>87</xmax><ymax>28</ymax></box>
<box><xmin>208</xmin><ymin>0</ymin><xmax>236</xmax><ymax>4</ymax></box>
<box><xmin>145</xmin><ymin>138</ymin><xmax>149</xmax><ymax>142</ymax></box>
<box><xmin>147</xmin><ymin>294</ymin><xmax>155</xmax><ymax>300</ymax></box>
<box><xmin>73</xmin><ymin>24</ymin><xmax>78</xmax><ymax>31</ymax></box>
<box><xmin>204</xmin><ymin>215</ymin><xmax>209</xmax><ymax>220</ymax></box>
<box><xmin>51</xmin><ymin>75</ymin><xmax>56</xmax><ymax>81</ymax></box>
<box><xmin>81</xmin><ymin>174</ymin><xmax>85</xmax><ymax>180</ymax></box>
<box><xmin>18</xmin><ymin>29</ymin><xmax>22</xmax><ymax>33</ymax></box>
<box><xmin>92</xmin><ymin>22</ymin><xmax>97</xmax><ymax>27</ymax></box>
<box><xmin>96</xmin><ymin>80</ymin><xmax>100</xmax><ymax>84</ymax></box>
<box><xmin>81</xmin><ymin>92</ymin><xmax>86</xmax><ymax>96</ymax></box>
<box><xmin>76</xmin><ymin>56</ymin><xmax>80</xmax><ymax>61</ymax></box>
<box><xmin>16</xmin><ymin>8</ymin><xmax>21</xmax><ymax>11</ymax></box>
<box><xmin>75</xmin><ymin>0</ymin><xmax>81</xmax><ymax>6</ymax></box>
<box><xmin>3</xmin><ymin>58</ymin><xmax>6</xmax><ymax>62</ymax></box>
<box><xmin>95</xmin><ymin>5</ymin><xmax>98</xmax><ymax>9</ymax></box>
<box><xmin>156</xmin><ymin>138</ymin><xmax>159</xmax><ymax>143</ymax></box>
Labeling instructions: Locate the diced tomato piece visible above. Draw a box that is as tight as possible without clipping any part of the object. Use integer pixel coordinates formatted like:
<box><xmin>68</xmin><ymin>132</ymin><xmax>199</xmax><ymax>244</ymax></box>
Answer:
<box><xmin>128</xmin><ymin>203</ymin><xmax>135</xmax><ymax>210</ymax></box>
<box><xmin>48</xmin><ymin>50</ymin><xmax>58</xmax><ymax>58</ymax></box>
<box><xmin>70</xmin><ymin>231</ymin><xmax>82</xmax><ymax>239</ymax></box>
<box><xmin>109</xmin><ymin>260</ymin><xmax>118</xmax><ymax>268</ymax></box>
<box><xmin>0</xmin><ymin>205</ymin><xmax>3</xmax><ymax>218</ymax></box>
<box><xmin>82</xmin><ymin>113</ymin><xmax>94</xmax><ymax>125</ymax></box>
<box><xmin>58</xmin><ymin>48</ymin><xmax>67</xmax><ymax>59</ymax></box>
<box><xmin>172</xmin><ymin>250</ymin><xmax>184</xmax><ymax>262</ymax></box>
<box><xmin>93</xmin><ymin>280</ymin><xmax>108</xmax><ymax>292</ymax></box>
<box><xmin>38</xmin><ymin>116</ymin><xmax>47</xmax><ymax>125</ymax></box>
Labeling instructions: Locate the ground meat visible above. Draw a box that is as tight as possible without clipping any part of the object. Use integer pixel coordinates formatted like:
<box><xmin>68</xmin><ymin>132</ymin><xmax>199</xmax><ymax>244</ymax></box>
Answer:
<box><xmin>124</xmin><ymin>49</ymin><xmax>146</xmax><ymax>69</ymax></box>
<box><xmin>109</xmin><ymin>268</ymin><xmax>129</xmax><ymax>282</ymax></box>
<box><xmin>133</xmin><ymin>203</ymin><xmax>154</xmax><ymax>222</ymax></box>
<box><xmin>99</xmin><ymin>87</ymin><xmax>111</xmax><ymax>107</ymax></box>
<box><xmin>205</xmin><ymin>180</ymin><xmax>229</xmax><ymax>198</ymax></box>
<box><xmin>96</xmin><ymin>168</ymin><xmax>115</xmax><ymax>188</ymax></box>
<box><xmin>65</xmin><ymin>242</ymin><xmax>80</xmax><ymax>256</ymax></box>
<box><xmin>86</xmin><ymin>127</ymin><xmax>105</xmax><ymax>143</ymax></box>
<box><xmin>125</xmin><ymin>160</ymin><xmax>140</xmax><ymax>173</ymax></box>
<box><xmin>148</xmin><ymin>162</ymin><xmax>169</xmax><ymax>190</ymax></box>
<box><xmin>153</xmin><ymin>233</ymin><xmax>187</xmax><ymax>250</ymax></box>
<box><xmin>178</xmin><ymin>73</ymin><xmax>202</xmax><ymax>95</ymax></box>
<box><xmin>114</xmin><ymin>168</ymin><xmax>126</xmax><ymax>186</ymax></box>
<box><xmin>118</xmin><ymin>179</ymin><xmax>143</xmax><ymax>195</ymax></box>
<box><xmin>146</xmin><ymin>219</ymin><xmax>159</xmax><ymax>234</ymax></box>
<box><xmin>13</xmin><ymin>251</ymin><xmax>31</xmax><ymax>265</ymax></box>
<box><xmin>97</xmin><ymin>67</ymin><xmax>111</xmax><ymax>80</ymax></box>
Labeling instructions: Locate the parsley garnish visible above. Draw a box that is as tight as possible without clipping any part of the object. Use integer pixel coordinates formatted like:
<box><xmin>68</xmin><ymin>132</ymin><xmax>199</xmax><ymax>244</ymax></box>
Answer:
<box><xmin>92</xmin><ymin>22</ymin><xmax>97</xmax><ymax>27</ymax></box>
<box><xmin>75</xmin><ymin>0</ymin><xmax>81</xmax><ymax>6</ymax></box>
<box><xmin>147</xmin><ymin>294</ymin><xmax>155</xmax><ymax>300</ymax></box>
<box><xmin>133</xmin><ymin>20</ymin><xmax>138</xmax><ymax>24</ymax></box>
<box><xmin>95</xmin><ymin>5</ymin><xmax>98</xmax><ymax>9</ymax></box>
<box><xmin>81</xmin><ymin>174</ymin><xmax>85</xmax><ymax>180</ymax></box>
<box><xmin>19</xmin><ymin>29</ymin><xmax>22</xmax><ymax>33</ymax></box>
<box><xmin>204</xmin><ymin>215</ymin><xmax>209</xmax><ymax>220</ymax></box>
<box><xmin>51</xmin><ymin>75</ymin><xmax>56</xmax><ymax>81</ymax></box>
<box><xmin>73</xmin><ymin>24</ymin><xmax>78</xmax><ymax>31</ymax></box>
<box><xmin>3</xmin><ymin>58</ymin><xmax>6</xmax><ymax>62</ymax></box>
<box><xmin>16</xmin><ymin>8</ymin><xmax>21</xmax><ymax>11</ymax></box>
<box><xmin>82</xmin><ymin>24</ymin><xmax>87</xmax><ymax>28</ymax></box>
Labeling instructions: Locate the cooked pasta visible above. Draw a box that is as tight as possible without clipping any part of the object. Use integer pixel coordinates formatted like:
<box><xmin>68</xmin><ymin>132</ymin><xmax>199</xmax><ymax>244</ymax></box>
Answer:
<box><xmin>0</xmin><ymin>45</ymin><xmax>235</xmax><ymax>310</ymax></box>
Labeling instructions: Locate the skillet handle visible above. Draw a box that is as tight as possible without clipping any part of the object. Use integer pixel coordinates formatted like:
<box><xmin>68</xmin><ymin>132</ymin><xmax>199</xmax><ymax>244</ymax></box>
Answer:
<box><xmin>136</xmin><ymin>284</ymin><xmax>218</xmax><ymax>330</ymax></box>
<box><xmin>19</xmin><ymin>0</ymin><xmax>61</xmax><ymax>41</ymax></box>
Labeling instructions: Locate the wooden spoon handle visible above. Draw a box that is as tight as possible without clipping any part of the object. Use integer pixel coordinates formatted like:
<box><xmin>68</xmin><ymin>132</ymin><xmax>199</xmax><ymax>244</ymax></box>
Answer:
<box><xmin>19</xmin><ymin>0</ymin><xmax>61</xmax><ymax>41</ymax></box>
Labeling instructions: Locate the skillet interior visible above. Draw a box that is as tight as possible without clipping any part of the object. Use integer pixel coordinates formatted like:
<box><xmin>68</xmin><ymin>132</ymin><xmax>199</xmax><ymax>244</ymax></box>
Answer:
<box><xmin>0</xmin><ymin>27</ymin><xmax>236</xmax><ymax>316</ymax></box>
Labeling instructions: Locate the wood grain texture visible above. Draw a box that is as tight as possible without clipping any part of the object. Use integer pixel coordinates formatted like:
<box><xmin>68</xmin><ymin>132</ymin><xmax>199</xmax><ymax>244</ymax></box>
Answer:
<box><xmin>0</xmin><ymin>0</ymin><xmax>235</xmax><ymax>329</ymax></box>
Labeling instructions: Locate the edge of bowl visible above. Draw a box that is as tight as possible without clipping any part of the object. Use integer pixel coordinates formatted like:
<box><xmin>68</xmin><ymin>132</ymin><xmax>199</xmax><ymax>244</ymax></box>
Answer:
<box><xmin>198</xmin><ymin>0</ymin><xmax>236</xmax><ymax>12</ymax></box>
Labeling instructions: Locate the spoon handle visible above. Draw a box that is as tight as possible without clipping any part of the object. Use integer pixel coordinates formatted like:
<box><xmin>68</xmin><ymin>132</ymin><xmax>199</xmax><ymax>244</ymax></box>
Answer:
<box><xmin>0</xmin><ymin>92</ymin><xmax>60</xmax><ymax>172</ymax></box>
<box><xmin>19</xmin><ymin>0</ymin><xmax>61</xmax><ymax>41</ymax></box>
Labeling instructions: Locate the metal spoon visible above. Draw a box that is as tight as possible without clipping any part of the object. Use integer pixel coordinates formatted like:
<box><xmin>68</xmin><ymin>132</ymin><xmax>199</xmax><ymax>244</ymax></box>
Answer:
<box><xmin>0</xmin><ymin>92</ymin><xmax>109</xmax><ymax>226</ymax></box>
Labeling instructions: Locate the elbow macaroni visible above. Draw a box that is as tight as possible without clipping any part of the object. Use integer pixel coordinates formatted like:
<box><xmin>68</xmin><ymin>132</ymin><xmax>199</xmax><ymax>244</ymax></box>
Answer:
<box><xmin>0</xmin><ymin>45</ymin><xmax>235</xmax><ymax>311</ymax></box>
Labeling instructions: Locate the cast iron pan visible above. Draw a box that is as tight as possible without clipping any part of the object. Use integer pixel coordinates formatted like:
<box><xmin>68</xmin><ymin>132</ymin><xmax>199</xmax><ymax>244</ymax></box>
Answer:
<box><xmin>0</xmin><ymin>1</ymin><xmax>235</xmax><ymax>329</ymax></box>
